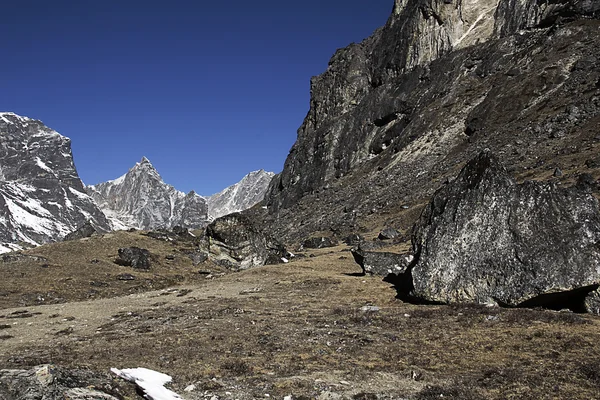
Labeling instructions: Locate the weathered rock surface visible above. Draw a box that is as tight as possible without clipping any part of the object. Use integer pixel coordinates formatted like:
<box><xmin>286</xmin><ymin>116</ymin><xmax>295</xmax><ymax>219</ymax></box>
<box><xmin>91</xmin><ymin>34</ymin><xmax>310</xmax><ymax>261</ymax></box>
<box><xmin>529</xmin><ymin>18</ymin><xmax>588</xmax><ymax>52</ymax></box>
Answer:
<box><xmin>206</xmin><ymin>213</ymin><xmax>286</xmax><ymax>270</ymax></box>
<box><xmin>409</xmin><ymin>150</ymin><xmax>600</xmax><ymax>311</ymax></box>
<box><xmin>257</xmin><ymin>0</ymin><xmax>600</xmax><ymax>244</ymax></box>
<box><xmin>0</xmin><ymin>364</ymin><xmax>131</xmax><ymax>400</ymax></box>
<box><xmin>63</xmin><ymin>222</ymin><xmax>97</xmax><ymax>241</ymax></box>
<box><xmin>351</xmin><ymin>246</ymin><xmax>412</xmax><ymax>277</ymax></box>
<box><xmin>378</xmin><ymin>227</ymin><xmax>400</xmax><ymax>240</ymax></box>
<box><xmin>301</xmin><ymin>236</ymin><xmax>339</xmax><ymax>250</ymax></box>
<box><xmin>208</xmin><ymin>169</ymin><xmax>274</xmax><ymax>220</ymax></box>
<box><xmin>86</xmin><ymin>157</ymin><xmax>208</xmax><ymax>230</ymax></box>
<box><xmin>0</xmin><ymin>113</ymin><xmax>111</xmax><ymax>252</ymax></box>
<box><xmin>115</xmin><ymin>247</ymin><xmax>152</xmax><ymax>270</ymax></box>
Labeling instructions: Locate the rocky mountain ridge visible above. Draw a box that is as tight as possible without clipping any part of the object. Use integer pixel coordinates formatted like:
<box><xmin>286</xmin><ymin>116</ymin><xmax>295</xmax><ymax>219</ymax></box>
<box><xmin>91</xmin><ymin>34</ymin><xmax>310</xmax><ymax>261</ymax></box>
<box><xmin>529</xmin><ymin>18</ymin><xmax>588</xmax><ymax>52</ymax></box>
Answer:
<box><xmin>86</xmin><ymin>157</ymin><xmax>209</xmax><ymax>230</ymax></box>
<box><xmin>207</xmin><ymin>169</ymin><xmax>274</xmax><ymax>220</ymax></box>
<box><xmin>87</xmin><ymin>160</ymin><xmax>274</xmax><ymax>230</ymax></box>
<box><xmin>260</xmin><ymin>0</ymin><xmax>600</xmax><ymax>242</ymax></box>
<box><xmin>0</xmin><ymin>112</ymin><xmax>111</xmax><ymax>252</ymax></box>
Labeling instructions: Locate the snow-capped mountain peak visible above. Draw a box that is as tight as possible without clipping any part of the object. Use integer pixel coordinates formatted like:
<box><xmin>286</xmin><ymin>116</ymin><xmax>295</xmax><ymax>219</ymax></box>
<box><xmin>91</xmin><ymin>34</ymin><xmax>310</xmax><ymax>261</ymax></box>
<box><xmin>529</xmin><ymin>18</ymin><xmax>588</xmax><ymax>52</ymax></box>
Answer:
<box><xmin>86</xmin><ymin>158</ymin><xmax>208</xmax><ymax>230</ymax></box>
<box><xmin>0</xmin><ymin>113</ymin><xmax>111</xmax><ymax>252</ymax></box>
<box><xmin>208</xmin><ymin>169</ymin><xmax>275</xmax><ymax>219</ymax></box>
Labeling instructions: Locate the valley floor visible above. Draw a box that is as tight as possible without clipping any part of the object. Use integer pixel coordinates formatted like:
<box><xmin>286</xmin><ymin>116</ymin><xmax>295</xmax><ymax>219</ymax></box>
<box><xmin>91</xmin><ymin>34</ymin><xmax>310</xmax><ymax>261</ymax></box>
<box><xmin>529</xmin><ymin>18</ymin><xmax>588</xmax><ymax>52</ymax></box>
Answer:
<box><xmin>1</xmin><ymin>245</ymin><xmax>600</xmax><ymax>399</ymax></box>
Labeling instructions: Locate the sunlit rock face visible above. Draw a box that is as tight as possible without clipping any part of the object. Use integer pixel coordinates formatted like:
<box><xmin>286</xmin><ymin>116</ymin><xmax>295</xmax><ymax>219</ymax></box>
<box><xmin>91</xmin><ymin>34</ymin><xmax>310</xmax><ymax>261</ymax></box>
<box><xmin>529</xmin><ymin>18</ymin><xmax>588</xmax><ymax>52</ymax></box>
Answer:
<box><xmin>86</xmin><ymin>157</ymin><xmax>208</xmax><ymax>230</ymax></box>
<box><xmin>262</xmin><ymin>0</ymin><xmax>600</xmax><ymax>243</ymax></box>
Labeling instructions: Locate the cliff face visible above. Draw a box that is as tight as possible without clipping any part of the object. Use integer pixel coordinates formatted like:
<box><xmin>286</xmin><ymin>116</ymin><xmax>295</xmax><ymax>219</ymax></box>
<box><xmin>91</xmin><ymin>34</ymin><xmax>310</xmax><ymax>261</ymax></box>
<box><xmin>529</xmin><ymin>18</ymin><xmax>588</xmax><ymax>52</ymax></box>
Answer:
<box><xmin>0</xmin><ymin>113</ymin><xmax>111</xmax><ymax>251</ymax></box>
<box><xmin>263</xmin><ymin>0</ymin><xmax>600</xmax><ymax>241</ymax></box>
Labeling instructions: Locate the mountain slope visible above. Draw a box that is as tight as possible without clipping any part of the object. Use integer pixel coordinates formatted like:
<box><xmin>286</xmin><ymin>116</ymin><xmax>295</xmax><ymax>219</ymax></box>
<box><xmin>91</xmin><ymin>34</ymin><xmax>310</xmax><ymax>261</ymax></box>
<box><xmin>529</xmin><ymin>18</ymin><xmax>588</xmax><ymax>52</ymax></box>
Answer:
<box><xmin>0</xmin><ymin>112</ymin><xmax>111</xmax><ymax>252</ymax></box>
<box><xmin>86</xmin><ymin>157</ymin><xmax>208</xmax><ymax>230</ymax></box>
<box><xmin>208</xmin><ymin>169</ymin><xmax>274</xmax><ymax>219</ymax></box>
<box><xmin>261</xmin><ymin>0</ymin><xmax>600</xmax><ymax>242</ymax></box>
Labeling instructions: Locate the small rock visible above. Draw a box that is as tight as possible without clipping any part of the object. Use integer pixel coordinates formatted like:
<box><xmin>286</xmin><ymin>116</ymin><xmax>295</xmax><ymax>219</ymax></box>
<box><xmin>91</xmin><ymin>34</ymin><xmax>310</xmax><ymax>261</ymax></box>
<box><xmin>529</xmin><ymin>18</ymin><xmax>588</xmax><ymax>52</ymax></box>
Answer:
<box><xmin>360</xmin><ymin>306</ymin><xmax>380</xmax><ymax>313</ymax></box>
<box><xmin>553</xmin><ymin>167</ymin><xmax>563</xmax><ymax>177</ymax></box>
<box><xmin>343</xmin><ymin>234</ymin><xmax>364</xmax><ymax>246</ymax></box>
<box><xmin>301</xmin><ymin>236</ymin><xmax>338</xmax><ymax>249</ymax></box>
<box><xmin>116</xmin><ymin>273</ymin><xmax>136</xmax><ymax>281</ymax></box>
<box><xmin>184</xmin><ymin>384</ymin><xmax>196</xmax><ymax>392</ymax></box>
<box><xmin>378</xmin><ymin>227</ymin><xmax>400</xmax><ymax>240</ymax></box>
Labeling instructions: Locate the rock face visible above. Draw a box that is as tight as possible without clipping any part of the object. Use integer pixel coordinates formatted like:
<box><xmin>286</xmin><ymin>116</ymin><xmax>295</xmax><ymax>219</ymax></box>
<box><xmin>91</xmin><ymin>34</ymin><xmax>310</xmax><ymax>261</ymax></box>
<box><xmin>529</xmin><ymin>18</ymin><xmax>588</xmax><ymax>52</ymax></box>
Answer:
<box><xmin>0</xmin><ymin>364</ymin><xmax>131</xmax><ymax>400</ymax></box>
<box><xmin>409</xmin><ymin>150</ymin><xmax>600</xmax><ymax>311</ymax></box>
<box><xmin>0</xmin><ymin>113</ymin><xmax>111</xmax><ymax>252</ymax></box>
<box><xmin>260</xmin><ymin>0</ymin><xmax>600</xmax><ymax>243</ymax></box>
<box><xmin>206</xmin><ymin>213</ymin><xmax>286</xmax><ymax>270</ymax></box>
<box><xmin>208</xmin><ymin>169</ymin><xmax>274</xmax><ymax>220</ymax></box>
<box><xmin>86</xmin><ymin>157</ymin><xmax>208</xmax><ymax>230</ymax></box>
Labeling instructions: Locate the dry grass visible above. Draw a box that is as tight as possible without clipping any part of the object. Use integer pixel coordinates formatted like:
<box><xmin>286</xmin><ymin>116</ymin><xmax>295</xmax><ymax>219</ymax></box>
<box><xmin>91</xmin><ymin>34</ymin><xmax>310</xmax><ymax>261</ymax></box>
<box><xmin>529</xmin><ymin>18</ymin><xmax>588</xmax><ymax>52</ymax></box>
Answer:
<box><xmin>0</xmin><ymin>230</ymin><xmax>226</xmax><ymax>309</ymax></box>
<box><xmin>1</xmin><ymin>234</ymin><xmax>600</xmax><ymax>399</ymax></box>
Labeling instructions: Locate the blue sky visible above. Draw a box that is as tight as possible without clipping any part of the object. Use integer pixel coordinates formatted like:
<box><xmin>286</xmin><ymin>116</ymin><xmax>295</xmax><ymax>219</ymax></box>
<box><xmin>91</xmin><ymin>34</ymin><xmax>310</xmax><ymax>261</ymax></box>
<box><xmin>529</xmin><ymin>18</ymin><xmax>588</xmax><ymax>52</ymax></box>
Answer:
<box><xmin>1</xmin><ymin>1</ymin><xmax>391</xmax><ymax>195</ymax></box>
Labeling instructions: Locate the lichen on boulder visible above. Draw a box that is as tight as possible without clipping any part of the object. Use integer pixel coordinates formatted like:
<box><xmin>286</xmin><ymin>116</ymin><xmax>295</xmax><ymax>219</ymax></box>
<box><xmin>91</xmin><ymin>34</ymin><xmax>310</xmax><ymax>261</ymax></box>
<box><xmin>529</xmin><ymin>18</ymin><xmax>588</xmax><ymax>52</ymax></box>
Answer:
<box><xmin>409</xmin><ymin>150</ymin><xmax>600</xmax><ymax>312</ymax></box>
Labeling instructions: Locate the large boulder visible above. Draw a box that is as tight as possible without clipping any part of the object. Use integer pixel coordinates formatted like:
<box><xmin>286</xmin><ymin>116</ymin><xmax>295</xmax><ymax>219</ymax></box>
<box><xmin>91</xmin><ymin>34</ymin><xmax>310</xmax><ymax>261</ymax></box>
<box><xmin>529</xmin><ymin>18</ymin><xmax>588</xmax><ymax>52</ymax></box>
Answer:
<box><xmin>115</xmin><ymin>247</ymin><xmax>152</xmax><ymax>270</ymax></box>
<box><xmin>206</xmin><ymin>213</ymin><xmax>286</xmax><ymax>270</ymax></box>
<box><xmin>351</xmin><ymin>246</ymin><xmax>412</xmax><ymax>277</ymax></box>
<box><xmin>409</xmin><ymin>150</ymin><xmax>600</xmax><ymax>311</ymax></box>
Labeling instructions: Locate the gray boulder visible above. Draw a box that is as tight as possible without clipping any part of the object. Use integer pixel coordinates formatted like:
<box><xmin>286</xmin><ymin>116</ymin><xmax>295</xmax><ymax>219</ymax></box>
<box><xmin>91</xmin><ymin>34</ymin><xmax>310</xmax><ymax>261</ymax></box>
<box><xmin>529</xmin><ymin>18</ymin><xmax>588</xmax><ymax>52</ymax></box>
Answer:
<box><xmin>301</xmin><ymin>236</ymin><xmax>339</xmax><ymax>249</ymax></box>
<box><xmin>351</xmin><ymin>246</ymin><xmax>412</xmax><ymax>277</ymax></box>
<box><xmin>206</xmin><ymin>213</ymin><xmax>286</xmax><ymax>270</ymax></box>
<box><xmin>0</xmin><ymin>364</ymin><xmax>130</xmax><ymax>400</ymax></box>
<box><xmin>410</xmin><ymin>150</ymin><xmax>600</xmax><ymax>311</ymax></box>
<box><xmin>378</xmin><ymin>227</ymin><xmax>400</xmax><ymax>241</ymax></box>
<box><xmin>115</xmin><ymin>247</ymin><xmax>152</xmax><ymax>270</ymax></box>
<box><xmin>63</xmin><ymin>222</ymin><xmax>97</xmax><ymax>241</ymax></box>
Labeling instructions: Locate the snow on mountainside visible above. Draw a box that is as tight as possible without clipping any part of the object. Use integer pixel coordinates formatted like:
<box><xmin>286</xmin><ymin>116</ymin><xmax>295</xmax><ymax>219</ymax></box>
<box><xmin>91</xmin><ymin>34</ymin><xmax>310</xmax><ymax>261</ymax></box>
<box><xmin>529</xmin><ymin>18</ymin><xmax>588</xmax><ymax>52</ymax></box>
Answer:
<box><xmin>0</xmin><ymin>112</ymin><xmax>111</xmax><ymax>252</ymax></box>
<box><xmin>208</xmin><ymin>170</ymin><xmax>274</xmax><ymax>219</ymax></box>
<box><xmin>86</xmin><ymin>157</ymin><xmax>208</xmax><ymax>230</ymax></box>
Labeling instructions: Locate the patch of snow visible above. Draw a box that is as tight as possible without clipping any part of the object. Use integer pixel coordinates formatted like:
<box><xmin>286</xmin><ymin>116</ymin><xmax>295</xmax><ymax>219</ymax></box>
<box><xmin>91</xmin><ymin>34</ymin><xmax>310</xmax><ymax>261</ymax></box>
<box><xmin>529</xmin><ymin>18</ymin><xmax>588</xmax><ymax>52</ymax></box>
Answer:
<box><xmin>0</xmin><ymin>242</ymin><xmax>23</xmax><ymax>254</ymax></box>
<box><xmin>68</xmin><ymin>187</ymin><xmax>91</xmax><ymax>200</ymax></box>
<box><xmin>107</xmin><ymin>173</ymin><xmax>127</xmax><ymax>186</ymax></box>
<box><xmin>35</xmin><ymin>157</ymin><xmax>54</xmax><ymax>174</ymax></box>
<box><xmin>111</xmin><ymin>368</ymin><xmax>183</xmax><ymax>400</ymax></box>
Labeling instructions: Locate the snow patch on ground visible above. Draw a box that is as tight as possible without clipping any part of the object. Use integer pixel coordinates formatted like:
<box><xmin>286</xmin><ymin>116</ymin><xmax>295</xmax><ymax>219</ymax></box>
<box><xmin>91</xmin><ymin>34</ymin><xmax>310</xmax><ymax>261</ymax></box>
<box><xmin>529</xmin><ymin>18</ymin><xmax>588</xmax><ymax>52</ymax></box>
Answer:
<box><xmin>111</xmin><ymin>368</ymin><xmax>183</xmax><ymax>400</ymax></box>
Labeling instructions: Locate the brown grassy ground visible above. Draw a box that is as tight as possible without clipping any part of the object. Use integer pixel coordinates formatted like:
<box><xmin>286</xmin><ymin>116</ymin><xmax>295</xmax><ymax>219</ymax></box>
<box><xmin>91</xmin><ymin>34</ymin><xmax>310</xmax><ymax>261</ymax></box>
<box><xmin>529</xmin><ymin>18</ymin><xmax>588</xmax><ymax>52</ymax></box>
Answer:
<box><xmin>1</xmin><ymin>237</ymin><xmax>600</xmax><ymax>399</ymax></box>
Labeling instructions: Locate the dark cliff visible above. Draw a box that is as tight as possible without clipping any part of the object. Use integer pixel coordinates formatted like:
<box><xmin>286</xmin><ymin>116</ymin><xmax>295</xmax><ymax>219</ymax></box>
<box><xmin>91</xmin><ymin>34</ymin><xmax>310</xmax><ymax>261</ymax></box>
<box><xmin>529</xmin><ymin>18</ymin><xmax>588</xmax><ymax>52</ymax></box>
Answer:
<box><xmin>260</xmin><ymin>0</ymin><xmax>600</xmax><ymax>242</ymax></box>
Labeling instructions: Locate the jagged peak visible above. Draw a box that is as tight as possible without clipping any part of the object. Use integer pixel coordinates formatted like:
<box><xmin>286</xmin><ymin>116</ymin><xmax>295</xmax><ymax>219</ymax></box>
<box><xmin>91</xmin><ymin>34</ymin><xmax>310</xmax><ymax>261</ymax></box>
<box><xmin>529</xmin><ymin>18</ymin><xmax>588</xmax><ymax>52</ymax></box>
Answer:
<box><xmin>0</xmin><ymin>112</ymin><xmax>33</xmax><ymax>123</ymax></box>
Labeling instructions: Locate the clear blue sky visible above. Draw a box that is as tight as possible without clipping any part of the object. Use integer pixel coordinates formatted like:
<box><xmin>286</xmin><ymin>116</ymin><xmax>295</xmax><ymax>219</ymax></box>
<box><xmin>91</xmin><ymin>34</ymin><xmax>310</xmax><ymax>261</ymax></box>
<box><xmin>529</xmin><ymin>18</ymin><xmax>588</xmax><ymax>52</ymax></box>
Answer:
<box><xmin>0</xmin><ymin>1</ymin><xmax>392</xmax><ymax>195</ymax></box>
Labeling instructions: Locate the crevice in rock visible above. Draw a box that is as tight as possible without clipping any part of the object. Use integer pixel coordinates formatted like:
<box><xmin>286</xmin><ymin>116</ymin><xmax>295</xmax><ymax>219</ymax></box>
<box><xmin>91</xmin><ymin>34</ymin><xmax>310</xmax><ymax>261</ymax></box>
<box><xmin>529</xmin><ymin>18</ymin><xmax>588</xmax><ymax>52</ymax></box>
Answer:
<box><xmin>374</xmin><ymin>113</ymin><xmax>398</xmax><ymax>127</ymax></box>
<box><xmin>516</xmin><ymin>284</ymin><xmax>600</xmax><ymax>313</ymax></box>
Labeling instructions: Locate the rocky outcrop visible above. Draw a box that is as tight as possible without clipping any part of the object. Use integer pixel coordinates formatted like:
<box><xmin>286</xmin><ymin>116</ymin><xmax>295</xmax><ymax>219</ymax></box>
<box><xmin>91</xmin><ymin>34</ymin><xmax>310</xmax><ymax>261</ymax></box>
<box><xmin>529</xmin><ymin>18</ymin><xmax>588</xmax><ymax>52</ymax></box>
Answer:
<box><xmin>0</xmin><ymin>113</ymin><xmax>111</xmax><ymax>252</ymax></box>
<box><xmin>0</xmin><ymin>364</ymin><xmax>132</xmax><ymax>400</ymax></box>
<box><xmin>208</xmin><ymin>169</ymin><xmax>274</xmax><ymax>219</ymax></box>
<box><xmin>352</xmin><ymin>246</ymin><xmax>412</xmax><ymax>277</ymax></box>
<box><xmin>409</xmin><ymin>150</ymin><xmax>600</xmax><ymax>311</ymax></box>
<box><xmin>86</xmin><ymin>157</ymin><xmax>208</xmax><ymax>230</ymax></box>
<box><xmin>63</xmin><ymin>222</ymin><xmax>97</xmax><ymax>241</ymax></box>
<box><xmin>115</xmin><ymin>247</ymin><xmax>152</xmax><ymax>270</ymax></box>
<box><xmin>260</xmin><ymin>0</ymin><xmax>600</xmax><ymax>244</ymax></box>
<box><xmin>206</xmin><ymin>213</ymin><xmax>286</xmax><ymax>270</ymax></box>
<box><xmin>301</xmin><ymin>236</ymin><xmax>338</xmax><ymax>250</ymax></box>
<box><xmin>494</xmin><ymin>0</ymin><xmax>600</xmax><ymax>37</ymax></box>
